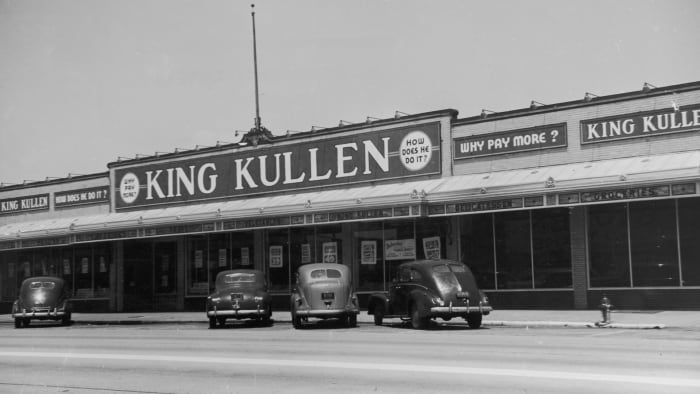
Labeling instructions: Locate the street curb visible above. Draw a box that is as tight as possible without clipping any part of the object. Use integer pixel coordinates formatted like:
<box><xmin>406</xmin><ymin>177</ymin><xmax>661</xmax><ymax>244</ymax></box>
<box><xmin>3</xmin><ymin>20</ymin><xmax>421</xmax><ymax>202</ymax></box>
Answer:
<box><xmin>483</xmin><ymin>320</ymin><xmax>666</xmax><ymax>329</ymax></box>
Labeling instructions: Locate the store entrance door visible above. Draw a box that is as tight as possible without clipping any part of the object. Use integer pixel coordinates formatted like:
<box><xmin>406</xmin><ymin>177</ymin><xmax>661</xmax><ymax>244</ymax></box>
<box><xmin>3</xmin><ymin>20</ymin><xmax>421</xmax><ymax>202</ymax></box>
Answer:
<box><xmin>123</xmin><ymin>240</ymin><xmax>154</xmax><ymax>312</ymax></box>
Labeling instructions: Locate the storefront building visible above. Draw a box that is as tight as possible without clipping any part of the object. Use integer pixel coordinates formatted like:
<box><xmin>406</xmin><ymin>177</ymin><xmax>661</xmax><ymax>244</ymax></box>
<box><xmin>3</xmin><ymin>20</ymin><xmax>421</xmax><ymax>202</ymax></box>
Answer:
<box><xmin>2</xmin><ymin>81</ymin><xmax>700</xmax><ymax>312</ymax></box>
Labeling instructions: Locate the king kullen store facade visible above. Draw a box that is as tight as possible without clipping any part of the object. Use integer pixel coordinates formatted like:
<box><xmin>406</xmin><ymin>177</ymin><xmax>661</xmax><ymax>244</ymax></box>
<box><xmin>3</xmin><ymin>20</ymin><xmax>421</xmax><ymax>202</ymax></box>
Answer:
<box><xmin>2</xmin><ymin>81</ymin><xmax>700</xmax><ymax>312</ymax></box>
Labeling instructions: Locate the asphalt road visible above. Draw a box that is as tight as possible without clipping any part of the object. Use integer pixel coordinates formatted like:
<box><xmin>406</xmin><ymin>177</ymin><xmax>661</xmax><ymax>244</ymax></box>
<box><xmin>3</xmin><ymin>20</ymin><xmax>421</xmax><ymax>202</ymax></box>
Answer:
<box><xmin>1</xmin><ymin>319</ymin><xmax>699</xmax><ymax>394</ymax></box>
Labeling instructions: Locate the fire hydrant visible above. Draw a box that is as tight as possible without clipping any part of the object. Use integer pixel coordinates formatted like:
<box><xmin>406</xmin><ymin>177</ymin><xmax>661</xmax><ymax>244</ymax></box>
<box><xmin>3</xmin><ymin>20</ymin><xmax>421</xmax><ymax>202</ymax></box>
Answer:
<box><xmin>596</xmin><ymin>296</ymin><xmax>613</xmax><ymax>326</ymax></box>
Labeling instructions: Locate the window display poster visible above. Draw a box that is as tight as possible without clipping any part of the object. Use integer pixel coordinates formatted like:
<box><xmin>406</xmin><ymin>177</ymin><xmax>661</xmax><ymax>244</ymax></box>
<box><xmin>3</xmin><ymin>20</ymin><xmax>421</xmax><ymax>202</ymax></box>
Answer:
<box><xmin>63</xmin><ymin>259</ymin><xmax>71</xmax><ymax>275</ymax></box>
<box><xmin>269</xmin><ymin>245</ymin><xmax>283</xmax><ymax>268</ymax></box>
<box><xmin>194</xmin><ymin>250</ymin><xmax>203</xmax><ymax>268</ymax></box>
<box><xmin>322</xmin><ymin>242</ymin><xmax>338</xmax><ymax>263</ymax></box>
<box><xmin>423</xmin><ymin>236</ymin><xmax>441</xmax><ymax>260</ymax></box>
<box><xmin>301</xmin><ymin>243</ymin><xmax>311</xmax><ymax>264</ymax></box>
<box><xmin>23</xmin><ymin>261</ymin><xmax>30</xmax><ymax>277</ymax></box>
<box><xmin>241</xmin><ymin>247</ymin><xmax>250</xmax><ymax>266</ymax></box>
<box><xmin>385</xmin><ymin>239</ymin><xmax>416</xmax><ymax>260</ymax></box>
<box><xmin>218</xmin><ymin>249</ymin><xmax>227</xmax><ymax>267</ymax></box>
<box><xmin>81</xmin><ymin>257</ymin><xmax>89</xmax><ymax>274</ymax></box>
<box><xmin>361</xmin><ymin>241</ymin><xmax>377</xmax><ymax>265</ymax></box>
<box><xmin>100</xmin><ymin>256</ymin><xmax>108</xmax><ymax>273</ymax></box>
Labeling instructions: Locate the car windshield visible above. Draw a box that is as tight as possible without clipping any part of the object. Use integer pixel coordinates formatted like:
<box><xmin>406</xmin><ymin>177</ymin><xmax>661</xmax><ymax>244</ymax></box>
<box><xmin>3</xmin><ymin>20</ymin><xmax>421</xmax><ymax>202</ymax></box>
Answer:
<box><xmin>310</xmin><ymin>269</ymin><xmax>342</xmax><ymax>279</ymax></box>
<box><xmin>223</xmin><ymin>273</ymin><xmax>257</xmax><ymax>284</ymax></box>
<box><xmin>29</xmin><ymin>281</ymin><xmax>56</xmax><ymax>290</ymax></box>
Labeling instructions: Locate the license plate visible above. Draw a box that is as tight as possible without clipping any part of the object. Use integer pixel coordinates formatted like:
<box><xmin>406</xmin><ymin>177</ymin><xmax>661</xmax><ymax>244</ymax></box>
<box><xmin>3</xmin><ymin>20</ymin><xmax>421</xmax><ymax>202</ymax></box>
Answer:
<box><xmin>231</xmin><ymin>293</ymin><xmax>243</xmax><ymax>300</ymax></box>
<box><xmin>456</xmin><ymin>291</ymin><xmax>469</xmax><ymax>299</ymax></box>
<box><xmin>321</xmin><ymin>292</ymin><xmax>335</xmax><ymax>300</ymax></box>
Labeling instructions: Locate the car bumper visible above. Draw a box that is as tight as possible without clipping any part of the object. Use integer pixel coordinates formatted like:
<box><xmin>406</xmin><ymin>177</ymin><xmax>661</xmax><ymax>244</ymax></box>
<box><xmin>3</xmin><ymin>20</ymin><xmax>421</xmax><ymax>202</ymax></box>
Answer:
<box><xmin>295</xmin><ymin>308</ymin><xmax>359</xmax><ymax>318</ymax></box>
<box><xmin>12</xmin><ymin>309</ymin><xmax>67</xmax><ymax>319</ymax></box>
<box><xmin>207</xmin><ymin>307</ymin><xmax>268</xmax><ymax>319</ymax></box>
<box><xmin>430</xmin><ymin>304</ymin><xmax>492</xmax><ymax>315</ymax></box>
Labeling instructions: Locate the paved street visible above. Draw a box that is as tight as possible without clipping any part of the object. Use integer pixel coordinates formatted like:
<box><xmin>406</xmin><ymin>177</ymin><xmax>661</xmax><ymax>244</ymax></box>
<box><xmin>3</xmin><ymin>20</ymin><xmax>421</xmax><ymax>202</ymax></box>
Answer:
<box><xmin>1</xmin><ymin>317</ymin><xmax>699</xmax><ymax>394</ymax></box>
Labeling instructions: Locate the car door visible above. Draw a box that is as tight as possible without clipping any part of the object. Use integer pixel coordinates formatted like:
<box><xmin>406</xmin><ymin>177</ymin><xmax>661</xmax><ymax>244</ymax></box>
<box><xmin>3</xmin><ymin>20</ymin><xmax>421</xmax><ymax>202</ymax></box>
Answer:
<box><xmin>389</xmin><ymin>266</ymin><xmax>412</xmax><ymax>316</ymax></box>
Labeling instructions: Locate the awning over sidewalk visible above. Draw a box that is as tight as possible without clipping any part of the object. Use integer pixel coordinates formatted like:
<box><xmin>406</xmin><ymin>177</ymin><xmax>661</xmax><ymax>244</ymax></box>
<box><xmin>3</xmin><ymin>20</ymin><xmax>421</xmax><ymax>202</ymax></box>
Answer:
<box><xmin>1</xmin><ymin>151</ymin><xmax>698</xmax><ymax>244</ymax></box>
<box><xmin>428</xmin><ymin>150</ymin><xmax>700</xmax><ymax>202</ymax></box>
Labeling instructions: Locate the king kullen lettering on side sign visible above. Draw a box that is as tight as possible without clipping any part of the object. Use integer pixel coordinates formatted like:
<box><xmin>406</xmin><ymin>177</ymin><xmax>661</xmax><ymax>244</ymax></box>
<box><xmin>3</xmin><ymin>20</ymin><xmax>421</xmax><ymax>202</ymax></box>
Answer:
<box><xmin>115</xmin><ymin>124</ymin><xmax>440</xmax><ymax>209</ymax></box>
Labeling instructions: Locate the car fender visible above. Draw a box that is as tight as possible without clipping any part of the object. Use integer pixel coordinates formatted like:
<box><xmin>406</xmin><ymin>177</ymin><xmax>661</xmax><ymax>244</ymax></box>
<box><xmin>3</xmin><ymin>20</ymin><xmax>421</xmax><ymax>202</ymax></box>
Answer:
<box><xmin>408</xmin><ymin>289</ymin><xmax>432</xmax><ymax>318</ymax></box>
<box><xmin>367</xmin><ymin>293</ymin><xmax>389</xmax><ymax>315</ymax></box>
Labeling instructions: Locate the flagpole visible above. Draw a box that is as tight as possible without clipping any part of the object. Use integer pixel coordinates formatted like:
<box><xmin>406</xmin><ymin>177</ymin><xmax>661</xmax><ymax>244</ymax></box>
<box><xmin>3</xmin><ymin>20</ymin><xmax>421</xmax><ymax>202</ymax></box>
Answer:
<box><xmin>251</xmin><ymin>4</ymin><xmax>261</xmax><ymax>132</ymax></box>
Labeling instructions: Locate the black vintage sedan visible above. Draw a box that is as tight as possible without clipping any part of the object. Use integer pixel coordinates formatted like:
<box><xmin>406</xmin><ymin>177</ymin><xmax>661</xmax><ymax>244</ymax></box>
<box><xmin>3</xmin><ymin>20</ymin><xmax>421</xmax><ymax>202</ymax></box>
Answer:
<box><xmin>368</xmin><ymin>259</ymin><xmax>492</xmax><ymax>329</ymax></box>
<box><xmin>290</xmin><ymin>263</ymin><xmax>359</xmax><ymax>328</ymax></box>
<box><xmin>12</xmin><ymin>276</ymin><xmax>73</xmax><ymax>328</ymax></box>
<box><xmin>206</xmin><ymin>269</ymin><xmax>272</xmax><ymax>328</ymax></box>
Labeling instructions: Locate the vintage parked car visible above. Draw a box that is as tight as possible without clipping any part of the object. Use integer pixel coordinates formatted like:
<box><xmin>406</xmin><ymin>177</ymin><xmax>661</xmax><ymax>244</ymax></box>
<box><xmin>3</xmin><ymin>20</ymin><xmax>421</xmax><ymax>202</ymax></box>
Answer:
<box><xmin>12</xmin><ymin>276</ymin><xmax>72</xmax><ymax>328</ymax></box>
<box><xmin>368</xmin><ymin>259</ymin><xmax>492</xmax><ymax>329</ymax></box>
<box><xmin>290</xmin><ymin>263</ymin><xmax>359</xmax><ymax>328</ymax></box>
<box><xmin>206</xmin><ymin>269</ymin><xmax>272</xmax><ymax>328</ymax></box>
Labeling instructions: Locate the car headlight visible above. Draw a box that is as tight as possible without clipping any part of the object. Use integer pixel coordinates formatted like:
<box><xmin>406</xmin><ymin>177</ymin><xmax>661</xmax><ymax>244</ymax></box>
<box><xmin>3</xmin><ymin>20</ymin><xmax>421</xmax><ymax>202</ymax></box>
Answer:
<box><xmin>431</xmin><ymin>296</ymin><xmax>444</xmax><ymax>306</ymax></box>
<box><xmin>254</xmin><ymin>296</ymin><xmax>263</xmax><ymax>303</ymax></box>
<box><xmin>209</xmin><ymin>297</ymin><xmax>221</xmax><ymax>303</ymax></box>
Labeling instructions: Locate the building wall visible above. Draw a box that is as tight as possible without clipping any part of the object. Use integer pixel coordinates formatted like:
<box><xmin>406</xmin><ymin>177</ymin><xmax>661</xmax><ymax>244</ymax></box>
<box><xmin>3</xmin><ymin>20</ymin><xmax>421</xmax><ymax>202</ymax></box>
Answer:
<box><xmin>451</xmin><ymin>89</ymin><xmax>700</xmax><ymax>175</ymax></box>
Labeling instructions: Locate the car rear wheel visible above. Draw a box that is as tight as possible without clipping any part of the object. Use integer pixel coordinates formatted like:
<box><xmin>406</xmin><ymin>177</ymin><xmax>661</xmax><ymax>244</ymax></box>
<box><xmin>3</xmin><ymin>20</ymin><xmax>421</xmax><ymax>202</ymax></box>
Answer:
<box><xmin>292</xmin><ymin>311</ymin><xmax>302</xmax><ymax>329</ymax></box>
<box><xmin>209</xmin><ymin>317</ymin><xmax>217</xmax><ymax>329</ymax></box>
<box><xmin>346</xmin><ymin>314</ymin><xmax>357</xmax><ymax>328</ymax></box>
<box><xmin>466</xmin><ymin>312</ymin><xmax>482</xmax><ymax>329</ymax></box>
<box><xmin>61</xmin><ymin>312</ymin><xmax>72</xmax><ymax>326</ymax></box>
<box><xmin>22</xmin><ymin>318</ymin><xmax>31</xmax><ymax>328</ymax></box>
<box><xmin>373</xmin><ymin>304</ymin><xmax>384</xmax><ymax>326</ymax></box>
<box><xmin>14</xmin><ymin>318</ymin><xmax>22</xmax><ymax>329</ymax></box>
<box><xmin>410</xmin><ymin>303</ymin><xmax>429</xmax><ymax>330</ymax></box>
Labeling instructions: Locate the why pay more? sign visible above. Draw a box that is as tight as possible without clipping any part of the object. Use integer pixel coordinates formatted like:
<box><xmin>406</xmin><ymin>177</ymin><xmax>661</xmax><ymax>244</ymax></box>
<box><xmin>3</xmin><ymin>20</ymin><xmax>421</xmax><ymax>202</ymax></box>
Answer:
<box><xmin>454</xmin><ymin>123</ymin><xmax>567</xmax><ymax>159</ymax></box>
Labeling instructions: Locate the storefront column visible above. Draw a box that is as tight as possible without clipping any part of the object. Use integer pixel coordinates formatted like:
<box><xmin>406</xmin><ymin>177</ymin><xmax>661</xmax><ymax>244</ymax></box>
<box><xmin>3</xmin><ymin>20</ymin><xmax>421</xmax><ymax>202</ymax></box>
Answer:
<box><xmin>176</xmin><ymin>237</ymin><xmax>185</xmax><ymax>311</ymax></box>
<box><xmin>254</xmin><ymin>230</ymin><xmax>265</xmax><ymax>272</ymax></box>
<box><xmin>569</xmin><ymin>206</ymin><xmax>588</xmax><ymax>309</ymax></box>
<box><xmin>446</xmin><ymin>216</ymin><xmax>460</xmax><ymax>261</ymax></box>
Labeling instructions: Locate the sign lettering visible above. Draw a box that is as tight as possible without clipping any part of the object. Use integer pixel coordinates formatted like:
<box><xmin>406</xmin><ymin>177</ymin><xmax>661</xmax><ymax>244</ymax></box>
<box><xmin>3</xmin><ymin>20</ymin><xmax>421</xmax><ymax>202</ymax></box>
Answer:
<box><xmin>581</xmin><ymin>104</ymin><xmax>700</xmax><ymax>144</ymax></box>
<box><xmin>0</xmin><ymin>194</ymin><xmax>50</xmax><ymax>215</ymax></box>
<box><xmin>454</xmin><ymin>123</ymin><xmax>567</xmax><ymax>159</ymax></box>
<box><xmin>114</xmin><ymin>123</ymin><xmax>441</xmax><ymax>210</ymax></box>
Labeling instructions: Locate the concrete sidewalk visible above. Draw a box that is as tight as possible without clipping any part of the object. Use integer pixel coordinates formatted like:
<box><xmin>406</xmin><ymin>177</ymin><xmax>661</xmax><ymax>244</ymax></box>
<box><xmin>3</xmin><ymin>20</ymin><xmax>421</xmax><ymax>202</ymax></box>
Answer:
<box><xmin>5</xmin><ymin>309</ymin><xmax>698</xmax><ymax>329</ymax></box>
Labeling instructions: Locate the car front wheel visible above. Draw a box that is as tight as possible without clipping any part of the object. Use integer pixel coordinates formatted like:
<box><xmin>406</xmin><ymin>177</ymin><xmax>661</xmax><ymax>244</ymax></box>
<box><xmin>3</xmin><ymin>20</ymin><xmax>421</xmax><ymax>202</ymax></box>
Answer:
<box><xmin>410</xmin><ymin>303</ymin><xmax>429</xmax><ymax>330</ymax></box>
<box><xmin>292</xmin><ymin>311</ymin><xmax>302</xmax><ymax>329</ymax></box>
<box><xmin>209</xmin><ymin>317</ymin><xmax>217</xmax><ymax>329</ymax></box>
<box><xmin>466</xmin><ymin>313</ymin><xmax>482</xmax><ymax>329</ymax></box>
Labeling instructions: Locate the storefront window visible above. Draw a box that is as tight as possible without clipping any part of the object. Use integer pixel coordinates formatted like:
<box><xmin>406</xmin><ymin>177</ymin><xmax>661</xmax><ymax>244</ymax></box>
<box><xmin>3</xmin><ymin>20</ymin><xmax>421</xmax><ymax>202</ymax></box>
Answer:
<box><xmin>208</xmin><ymin>233</ymin><xmax>230</xmax><ymax>290</ymax></box>
<box><xmin>92</xmin><ymin>243</ymin><xmax>111</xmax><ymax>298</ymax></box>
<box><xmin>353</xmin><ymin>221</ymin><xmax>384</xmax><ymax>292</ymax></box>
<box><xmin>74</xmin><ymin>246</ymin><xmax>93</xmax><ymax>298</ymax></box>
<box><xmin>154</xmin><ymin>242</ymin><xmax>177</xmax><ymax>294</ymax></box>
<box><xmin>629</xmin><ymin>200</ymin><xmax>679</xmax><ymax>287</ymax></box>
<box><xmin>316</xmin><ymin>224</ymin><xmax>342</xmax><ymax>264</ymax></box>
<box><xmin>416</xmin><ymin>218</ymin><xmax>448</xmax><ymax>261</ymax></box>
<box><xmin>187</xmin><ymin>235</ymin><xmax>209</xmax><ymax>295</ymax></box>
<box><xmin>0</xmin><ymin>251</ymin><xmax>19</xmax><ymax>300</ymax></box>
<box><xmin>267</xmin><ymin>228</ymin><xmax>290</xmax><ymax>292</ymax></box>
<box><xmin>495</xmin><ymin>211</ymin><xmax>532</xmax><ymax>289</ymax></box>
<box><xmin>460</xmin><ymin>214</ymin><xmax>495</xmax><ymax>289</ymax></box>
<box><xmin>290</xmin><ymin>226</ymin><xmax>315</xmax><ymax>279</ymax></box>
<box><xmin>58</xmin><ymin>248</ymin><xmax>73</xmax><ymax>294</ymax></box>
<box><xmin>679</xmin><ymin>197</ymin><xmax>700</xmax><ymax>286</ymax></box>
<box><xmin>383</xmin><ymin>220</ymin><xmax>415</xmax><ymax>287</ymax></box>
<box><xmin>231</xmin><ymin>231</ymin><xmax>255</xmax><ymax>269</ymax></box>
<box><xmin>532</xmin><ymin>208</ymin><xmax>572</xmax><ymax>288</ymax></box>
<box><xmin>588</xmin><ymin>204</ymin><xmax>630</xmax><ymax>287</ymax></box>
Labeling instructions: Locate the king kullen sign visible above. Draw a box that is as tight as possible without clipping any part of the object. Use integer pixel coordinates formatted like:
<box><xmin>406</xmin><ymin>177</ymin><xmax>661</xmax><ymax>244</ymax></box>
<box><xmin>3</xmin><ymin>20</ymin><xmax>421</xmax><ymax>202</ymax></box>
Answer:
<box><xmin>114</xmin><ymin>123</ymin><xmax>441</xmax><ymax>210</ymax></box>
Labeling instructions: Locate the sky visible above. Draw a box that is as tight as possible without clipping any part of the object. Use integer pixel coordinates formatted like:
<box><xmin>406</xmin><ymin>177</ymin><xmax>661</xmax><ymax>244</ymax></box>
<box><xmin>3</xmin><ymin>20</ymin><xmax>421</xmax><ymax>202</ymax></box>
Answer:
<box><xmin>1</xmin><ymin>0</ymin><xmax>699</xmax><ymax>185</ymax></box>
